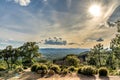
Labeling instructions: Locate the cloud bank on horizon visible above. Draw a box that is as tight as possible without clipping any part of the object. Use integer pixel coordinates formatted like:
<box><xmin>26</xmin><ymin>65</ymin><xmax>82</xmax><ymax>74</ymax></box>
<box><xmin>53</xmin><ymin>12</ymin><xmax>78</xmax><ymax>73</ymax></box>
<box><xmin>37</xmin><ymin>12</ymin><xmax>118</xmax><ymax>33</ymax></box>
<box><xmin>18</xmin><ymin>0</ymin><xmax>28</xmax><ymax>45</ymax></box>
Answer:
<box><xmin>0</xmin><ymin>0</ymin><xmax>120</xmax><ymax>48</ymax></box>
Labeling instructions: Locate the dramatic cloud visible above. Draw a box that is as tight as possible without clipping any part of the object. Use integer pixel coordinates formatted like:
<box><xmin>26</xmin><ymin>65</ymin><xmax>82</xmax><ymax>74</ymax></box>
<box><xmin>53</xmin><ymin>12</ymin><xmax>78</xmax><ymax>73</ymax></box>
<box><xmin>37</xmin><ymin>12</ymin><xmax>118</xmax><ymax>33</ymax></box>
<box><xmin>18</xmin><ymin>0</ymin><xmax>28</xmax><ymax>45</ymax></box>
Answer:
<box><xmin>43</xmin><ymin>37</ymin><xmax>67</xmax><ymax>45</ymax></box>
<box><xmin>14</xmin><ymin>0</ymin><xmax>31</xmax><ymax>6</ymax></box>
<box><xmin>96</xmin><ymin>38</ymin><xmax>104</xmax><ymax>42</ymax></box>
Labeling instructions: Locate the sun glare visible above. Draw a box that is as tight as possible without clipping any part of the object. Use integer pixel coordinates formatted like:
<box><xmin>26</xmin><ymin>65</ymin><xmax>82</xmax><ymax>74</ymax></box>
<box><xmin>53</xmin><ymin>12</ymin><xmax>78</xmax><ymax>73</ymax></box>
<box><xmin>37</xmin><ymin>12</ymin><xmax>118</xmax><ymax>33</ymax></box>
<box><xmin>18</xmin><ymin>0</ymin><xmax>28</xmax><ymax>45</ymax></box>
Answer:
<box><xmin>89</xmin><ymin>4</ymin><xmax>101</xmax><ymax>17</ymax></box>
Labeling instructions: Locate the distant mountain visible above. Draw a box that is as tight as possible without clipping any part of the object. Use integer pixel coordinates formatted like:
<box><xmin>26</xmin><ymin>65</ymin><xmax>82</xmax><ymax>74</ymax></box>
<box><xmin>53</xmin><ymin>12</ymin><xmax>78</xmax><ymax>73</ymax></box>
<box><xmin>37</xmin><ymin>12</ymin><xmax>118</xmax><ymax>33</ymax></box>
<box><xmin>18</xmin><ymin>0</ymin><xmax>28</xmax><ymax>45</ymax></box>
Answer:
<box><xmin>40</xmin><ymin>48</ymin><xmax>89</xmax><ymax>60</ymax></box>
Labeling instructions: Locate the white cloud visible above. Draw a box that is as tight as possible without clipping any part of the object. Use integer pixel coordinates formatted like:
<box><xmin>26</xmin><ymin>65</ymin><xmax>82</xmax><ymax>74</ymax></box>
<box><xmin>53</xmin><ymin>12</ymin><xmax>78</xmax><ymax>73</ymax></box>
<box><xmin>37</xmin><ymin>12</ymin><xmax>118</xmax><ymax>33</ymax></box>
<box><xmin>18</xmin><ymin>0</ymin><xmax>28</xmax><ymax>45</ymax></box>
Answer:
<box><xmin>14</xmin><ymin>0</ymin><xmax>31</xmax><ymax>6</ymax></box>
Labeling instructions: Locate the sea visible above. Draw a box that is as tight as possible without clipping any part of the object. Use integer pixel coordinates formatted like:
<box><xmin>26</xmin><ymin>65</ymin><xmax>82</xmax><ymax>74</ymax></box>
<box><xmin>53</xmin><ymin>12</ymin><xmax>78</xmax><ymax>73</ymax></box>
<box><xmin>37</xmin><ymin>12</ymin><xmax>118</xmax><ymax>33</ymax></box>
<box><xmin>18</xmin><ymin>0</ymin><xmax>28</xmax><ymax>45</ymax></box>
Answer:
<box><xmin>39</xmin><ymin>48</ymin><xmax>89</xmax><ymax>60</ymax></box>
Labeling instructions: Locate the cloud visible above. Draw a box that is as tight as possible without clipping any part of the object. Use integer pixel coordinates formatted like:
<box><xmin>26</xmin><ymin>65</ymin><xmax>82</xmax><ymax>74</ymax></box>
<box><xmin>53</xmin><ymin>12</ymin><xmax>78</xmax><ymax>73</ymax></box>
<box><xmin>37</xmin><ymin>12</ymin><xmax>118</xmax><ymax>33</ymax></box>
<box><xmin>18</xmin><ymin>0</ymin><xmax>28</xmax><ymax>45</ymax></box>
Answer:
<box><xmin>43</xmin><ymin>37</ymin><xmax>67</xmax><ymax>45</ymax></box>
<box><xmin>14</xmin><ymin>0</ymin><xmax>31</xmax><ymax>6</ymax></box>
<box><xmin>96</xmin><ymin>38</ymin><xmax>104</xmax><ymax>42</ymax></box>
<box><xmin>68</xmin><ymin>43</ymin><xmax>82</xmax><ymax>46</ymax></box>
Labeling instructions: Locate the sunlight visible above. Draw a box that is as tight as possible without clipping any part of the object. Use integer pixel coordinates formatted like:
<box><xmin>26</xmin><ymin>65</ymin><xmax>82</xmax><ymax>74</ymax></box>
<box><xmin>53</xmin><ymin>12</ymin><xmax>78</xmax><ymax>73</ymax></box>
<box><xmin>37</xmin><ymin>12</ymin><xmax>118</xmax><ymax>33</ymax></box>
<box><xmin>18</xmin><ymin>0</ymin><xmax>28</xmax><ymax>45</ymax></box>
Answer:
<box><xmin>89</xmin><ymin>4</ymin><xmax>101</xmax><ymax>17</ymax></box>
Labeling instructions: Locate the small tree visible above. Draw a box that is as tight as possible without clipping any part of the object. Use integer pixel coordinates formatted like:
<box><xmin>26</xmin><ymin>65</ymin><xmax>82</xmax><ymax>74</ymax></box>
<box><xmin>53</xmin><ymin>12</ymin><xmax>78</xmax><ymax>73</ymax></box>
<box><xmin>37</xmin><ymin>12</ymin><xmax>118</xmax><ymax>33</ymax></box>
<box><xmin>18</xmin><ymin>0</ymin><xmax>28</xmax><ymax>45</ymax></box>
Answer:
<box><xmin>20</xmin><ymin>42</ymin><xmax>41</xmax><ymax>66</ymax></box>
<box><xmin>110</xmin><ymin>20</ymin><xmax>120</xmax><ymax>68</ymax></box>
<box><xmin>87</xmin><ymin>43</ymin><xmax>107</xmax><ymax>67</ymax></box>
<box><xmin>2</xmin><ymin>45</ymin><xmax>13</xmax><ymax>70</ymax></box>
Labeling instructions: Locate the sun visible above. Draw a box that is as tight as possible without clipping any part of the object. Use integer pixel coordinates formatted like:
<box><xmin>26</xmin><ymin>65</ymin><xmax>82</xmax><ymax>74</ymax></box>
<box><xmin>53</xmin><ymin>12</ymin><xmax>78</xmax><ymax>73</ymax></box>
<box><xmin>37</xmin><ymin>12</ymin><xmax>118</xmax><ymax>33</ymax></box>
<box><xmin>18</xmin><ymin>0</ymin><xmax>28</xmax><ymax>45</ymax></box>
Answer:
<box><xmin>89</xmin><ymin>4</ymin><xmax>101</xmax><ymax>17</ymax></box>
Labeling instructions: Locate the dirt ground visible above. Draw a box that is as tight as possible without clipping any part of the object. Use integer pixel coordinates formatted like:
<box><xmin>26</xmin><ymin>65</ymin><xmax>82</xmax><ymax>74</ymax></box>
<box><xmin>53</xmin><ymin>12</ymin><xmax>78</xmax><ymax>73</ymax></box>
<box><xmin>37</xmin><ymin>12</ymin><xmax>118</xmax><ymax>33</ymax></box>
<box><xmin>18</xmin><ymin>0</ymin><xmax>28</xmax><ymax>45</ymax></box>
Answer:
<box><xmin>0</xmin><ymin>68</ymin><xmax>120</xmax><ymax>80</ymax></box>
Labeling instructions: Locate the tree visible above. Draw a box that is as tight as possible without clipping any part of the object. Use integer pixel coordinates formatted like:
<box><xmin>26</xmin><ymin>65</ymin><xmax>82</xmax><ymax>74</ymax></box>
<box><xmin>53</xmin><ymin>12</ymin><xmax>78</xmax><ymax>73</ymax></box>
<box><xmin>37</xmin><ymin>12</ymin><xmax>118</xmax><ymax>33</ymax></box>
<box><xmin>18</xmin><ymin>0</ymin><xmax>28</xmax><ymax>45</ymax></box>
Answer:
<box><xmin>106</xmin><ymin>52</ymin><xmax>118</xmax><ymax>69</ymax></box>
<box><xmin>1</xmin><ymin>45</ymin><xmax>13</xmax><ymax>69</ymax></box>
<box><xmin>110</xmin><ymin>20</ymin><xmax>120</xmax><ymax>68</ymax></box>
<box><xmin>20</xmin><ymin>42</ymin><xmax>41</xmax><ymax>66</ymax></box>
<box><xmin>87</xmin><ymin>43</ymin><xmax>107</xmax><ymax>67</ymax></box>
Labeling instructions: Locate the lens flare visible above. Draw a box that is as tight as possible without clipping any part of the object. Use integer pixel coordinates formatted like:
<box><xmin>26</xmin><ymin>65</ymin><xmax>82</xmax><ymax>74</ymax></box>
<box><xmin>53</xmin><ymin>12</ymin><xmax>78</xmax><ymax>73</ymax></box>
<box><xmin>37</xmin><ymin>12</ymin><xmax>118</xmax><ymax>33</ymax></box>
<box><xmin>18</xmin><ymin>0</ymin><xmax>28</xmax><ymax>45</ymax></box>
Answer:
<box><xmin>89</xmin><ymin>4</ymin><xmax>101</xmax><ymax>17</ymax></box>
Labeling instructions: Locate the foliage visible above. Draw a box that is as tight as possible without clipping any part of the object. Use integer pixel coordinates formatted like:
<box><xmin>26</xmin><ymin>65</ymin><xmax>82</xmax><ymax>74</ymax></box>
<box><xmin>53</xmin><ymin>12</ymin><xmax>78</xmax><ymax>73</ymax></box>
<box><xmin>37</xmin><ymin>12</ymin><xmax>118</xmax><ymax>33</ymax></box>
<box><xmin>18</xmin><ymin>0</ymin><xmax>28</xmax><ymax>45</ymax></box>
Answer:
<box><xmin>48</xmin><ymin>70</ymin><xmax>55</xmax><ymax>76</ymax></box>
<box><xmin>15</xmin><ymin>67</ymin><xmax>23</xmax><ymax>73</ymax></box>
<box><xmin>31</xmin><ymin>64</ymin><xmax>39</xmax><ymax>72</ymax></box>
<box><xmin>20</xmin><ymin>42</ymin><xmax>41</xmax><ymax>66</ymax></box>
<box><xmin>0</xmin><ymin>42</ymin><xmax>41</xmax><ymax>70</ymax></box>
<box><xmin>106</xmin><ymin>53</ymin><xmax>118</xmax><ymax>70</ymax></box>
<box><xmin>78</xmin><ymin>66</ymin><xmax>96</xmax><ymax>76</ymax></box>
<box><xmin>61</xmin><ymin>68</ymin><xmax>69</xmax><ymax>75</ymax></box>
<box><xmin>87</xmin><ymin>44</ymin><xmax>108</xmax><ymax>67</ymax></box>
<box><xmin>65</xmin><ymin>55</ymin><xmax>80</xmax><ymax>67</ymax></box>
<box><xmin>50</xmin><ymin>64</ymin><xmax>61</xmax><ymax>74</ymax></box>
<box><xmin>0</xmin><ymin>66</ymin><xmax>6</xmax><ymax>71</ymax></box>
<box><xmin>77</xmin><ymin>67</ymin><xmax>82</xmax><ymax>74</ymax></box>
<box><xmin>36</xmin><ymin>64</ymin><xmax>48</xmax><ymax>76</ymax></box>
<box><xmin>99</xmin><ymin>67</ymin><xmax>109</xmax><ymax>76</ymax></box>
<box><xmin>68</xmin><ymin>66</ymin><xmax>77</xmax><ymax>72</ymax></box>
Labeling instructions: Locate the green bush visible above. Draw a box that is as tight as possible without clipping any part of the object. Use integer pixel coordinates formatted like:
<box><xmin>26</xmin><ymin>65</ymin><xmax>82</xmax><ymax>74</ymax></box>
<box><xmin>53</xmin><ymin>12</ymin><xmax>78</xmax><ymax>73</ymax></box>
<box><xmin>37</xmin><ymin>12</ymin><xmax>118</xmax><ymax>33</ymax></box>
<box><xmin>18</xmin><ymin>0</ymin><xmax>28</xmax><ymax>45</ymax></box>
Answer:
<box><xmin>99</xmin><ymin>67</ymin><xmax>108</xmax><ymax>76</ymax></box>
<box><xmin>48</xmin><ymin>70</ymin><xmax>55</xmax><ymax>76</ymax></box>
<box><xmin>31</xmin><ymin>64</ymin><xmax>39</xmax><ymax>72</ymax></box>
<box><xmin>36</xmin><ymin>64</ymin><xmax>48</xmax><ymax>76</ymax></box>
<box><xmin>61</xmin><ymin>69</ymin><xmax>69</xmax><ymax>75</ymax></box>
<box><xmin>77</xmin><ymin>67</ymin><xmax>82</xmax><ymax>74</ymax></box>
<box><xmin>60</xmin><ymin>65</ymin><xmax>68</xmax><ymax>71</ymax></box>
<box><xmin>22</xmin><ymin>60</ymin><xmax>33</xmax><ymax>67</ymax></box>
<box><xmin>15</xmin><ymin>67</ymin><xmax>23</xmax><ymax>73</ymax></box>
<box><xmin>50</xmin><ymin>64</ymin><xmax>61</xmax><ymax>74</ymax></box>
<box><xmin>78</xmin><ymin>66</ymin><xmax>96</xmax><ymax>76</ymax></box>
<box><xmin>23</xmin><ymin>66</ymin><xmax>28</xmax><ymax>69</ymax></box>
<box><xmin>68</xmin><ymin>66</ymin><xmax>77</xmax><ymax>72</ymax></box>
<box><xmin>65</xmin><ymin>56</ymin><xmax>80</xmax><ymax>67</ymax></box>
<box><xmin>0</xmin><ymin>66</ymin><xmax>6</xmax><ymax>71</ymax></box>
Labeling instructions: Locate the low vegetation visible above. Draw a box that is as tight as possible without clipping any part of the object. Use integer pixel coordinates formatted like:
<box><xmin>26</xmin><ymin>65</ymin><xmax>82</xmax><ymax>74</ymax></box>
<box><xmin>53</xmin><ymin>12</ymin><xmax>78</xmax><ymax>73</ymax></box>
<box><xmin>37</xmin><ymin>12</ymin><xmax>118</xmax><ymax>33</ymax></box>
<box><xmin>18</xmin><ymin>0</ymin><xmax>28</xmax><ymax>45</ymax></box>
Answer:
<box><xmin>99</xmin><ymin>67</ymin><xmax>109</xmax><ymax>76</ymax></box>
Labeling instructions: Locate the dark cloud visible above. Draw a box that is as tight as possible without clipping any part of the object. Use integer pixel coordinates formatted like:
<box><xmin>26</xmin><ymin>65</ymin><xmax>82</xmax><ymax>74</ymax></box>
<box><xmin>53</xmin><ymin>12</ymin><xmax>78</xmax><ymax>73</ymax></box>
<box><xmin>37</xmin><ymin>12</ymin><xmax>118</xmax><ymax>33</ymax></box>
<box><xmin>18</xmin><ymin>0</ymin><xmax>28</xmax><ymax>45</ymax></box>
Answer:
<box><xmin>68</xmin><ymin>42</ymin><xmax>82</xmax><ymax>46</ymax></box>
<box><xmin>96</xmin><ymin>38</ymin><xmax>104</xmax><ymax>42</ymax></box>
<box><xmin>44</xmin><ymin>37</ymin><xmax>67</xmax><ymax>45</ymax></box>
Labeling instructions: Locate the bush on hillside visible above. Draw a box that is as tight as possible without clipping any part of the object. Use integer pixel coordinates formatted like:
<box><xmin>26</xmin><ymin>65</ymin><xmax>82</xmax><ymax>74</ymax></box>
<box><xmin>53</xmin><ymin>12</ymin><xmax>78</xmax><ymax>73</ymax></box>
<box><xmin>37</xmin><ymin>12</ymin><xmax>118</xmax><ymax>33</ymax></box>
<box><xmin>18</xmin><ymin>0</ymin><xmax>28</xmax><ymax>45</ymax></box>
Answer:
<box><xmin>36</xmin><ymin>64</ymin><xmax>48</xmax><ymax>76</ymax></box>
<box><xmin>68</xmin><ymin>66</ymin><xmax>77</xmax><ymax>72</ymax></box>
<box><xmin>99</xmin><ymin>67</ymin><xmax>108</xmax><ymax>76</ymax></box>
<box><xmin>65</xmin><ymin>55</ymin><xmax>80</xmax><ymax>67</ymax></box>
<box><xmin>31</xmin><ymin>64</ymin><xmax>39</xmax><ymax>72</ymax></box>
<box><xmin>0</xmin><ymin>66</ymin><xmax>6</xmax><ymax>71</ymax></box>
<box><xmin>78</xmin><ymin>66</ymin><xmax>96</xmax><ymax>76</ymax></box>
<box><xmin>48</xmin><ymin>70</ymin><xmax>55</xmax><ymax>76</ymax></box>
<box><xmin>61</xmin><ymin>69</ymin><xmax>69</xmax><ymax>75</ymax></box>
<box><xmin>15</xmin><ymin>67</ymin><xmax>23</xmax><ymax>73</ymax></box>
<box><xmin>50</xmin><ymin>64</ymin><xmax>61</xmax><ymax>74</ymax></box>
<box><xmin>77</xmin><ymin>67</ymin><xmax>82</xmax><ymax>74</ymax></box>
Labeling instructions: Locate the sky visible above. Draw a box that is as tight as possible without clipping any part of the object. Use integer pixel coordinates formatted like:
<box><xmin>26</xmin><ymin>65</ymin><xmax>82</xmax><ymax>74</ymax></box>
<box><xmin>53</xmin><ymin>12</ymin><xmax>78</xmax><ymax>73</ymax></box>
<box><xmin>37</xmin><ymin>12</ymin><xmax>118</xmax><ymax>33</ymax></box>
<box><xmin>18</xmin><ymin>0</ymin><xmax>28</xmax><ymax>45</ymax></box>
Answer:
<box><xmin>0</xmin><ymin>0</ymin><xmax>120</xmax><ymax>49</ymax></box>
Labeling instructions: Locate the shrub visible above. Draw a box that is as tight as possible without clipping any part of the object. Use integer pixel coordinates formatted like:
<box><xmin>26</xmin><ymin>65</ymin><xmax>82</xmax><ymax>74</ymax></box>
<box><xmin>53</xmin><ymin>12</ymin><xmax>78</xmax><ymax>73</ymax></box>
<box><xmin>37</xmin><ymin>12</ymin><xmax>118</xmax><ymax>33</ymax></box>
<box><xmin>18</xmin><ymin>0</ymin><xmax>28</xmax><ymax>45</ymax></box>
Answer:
<box><xmin>99</xmin><ymin>67</ymin><xmax>108</xmax><ymax>76</ymax></box>
<box><xmin>65</xmin><ymin>56</ymin><xmax>80</xmax><ymax>67</ymax></box>
<box><xmin>60</xmin><ymin>65</ymin><xmax>68</xmax><ymax>71</ymax></box>
<box><xmin>68</xmin><ymin>66</ymin><xmax>77</xmax><ymax>72</ymax></box>
<box><xmin>15</xmin><ymin>67</ymin><xmax>23</xmax><ymax>73</ymax></box>
<box><xmin>50</xmin><ymin>64</ymin><xmax>61</xmax><ymax>74</ymax></box>
<box><xmin>36</xmin><ymin>64</ymin><xmax>48</xmax><ymax>76</ymax></box>
<box><xmin>78</xmin><ymin>66</ymin><xmax>96</xmax><ymax>76</ymax></box>
<box><xmin>77</xmin><ymin>67</ymin><xmax>82</xmax><ymax>74</ymax></box>
<box><xmin>48</xmin><ymin>70</ymin><xmax>55</xmax><ymax>76</ymax></box>
<box><xmin>23</xmin><ymin>66</ymin><xmax>28</xmax><ymax>69</ymax></box>
<box><xmin>0</xmin><ymin>66</ymin><xmax>6</xmax><ymax>71</ymax></box>
<box><xmin>22</xmin><ymin>60</ymin><xmax>33</xmax><ymax>67</ymax></box>
<box><xmin>31</xmin><ymin>64</ymin><xmax>39</xmax><ymax>72</ymax></box>
<box><xmin>61</xmin><ymin>69</ymin><xmax>69</xmax><ymax>75</ymax></box>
